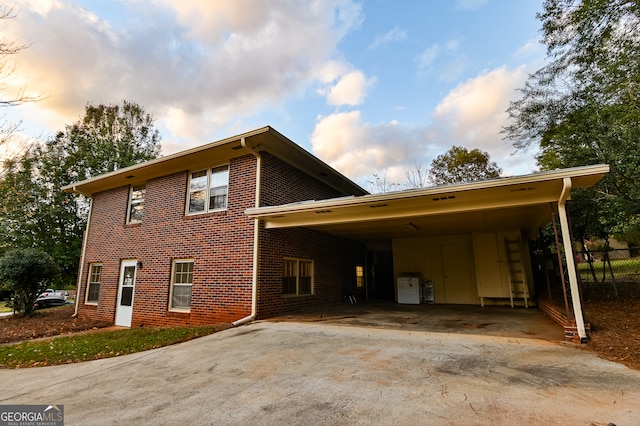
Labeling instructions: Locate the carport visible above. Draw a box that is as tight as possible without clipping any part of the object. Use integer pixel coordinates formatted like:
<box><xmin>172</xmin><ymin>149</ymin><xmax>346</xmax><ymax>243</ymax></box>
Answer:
<box><xmin>246</xmin><ymin>164</ymin><xmax>609</xmax><ymax>342</ymax></box>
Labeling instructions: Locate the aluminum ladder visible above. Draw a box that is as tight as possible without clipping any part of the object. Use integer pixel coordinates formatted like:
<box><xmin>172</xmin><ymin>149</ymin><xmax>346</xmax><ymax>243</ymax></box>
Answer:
<box><xmin>504</xmin><ymin>237</ymin><xmax>529</xmax><ymax>308</ymax></box>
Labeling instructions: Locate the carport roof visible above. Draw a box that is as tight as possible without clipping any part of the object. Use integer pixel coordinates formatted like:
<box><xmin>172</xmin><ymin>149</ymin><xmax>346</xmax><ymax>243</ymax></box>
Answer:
<box><xmin>246</xmin><ymin>164</ymin><xmax>609</xmax><ymax>241</ymax></box>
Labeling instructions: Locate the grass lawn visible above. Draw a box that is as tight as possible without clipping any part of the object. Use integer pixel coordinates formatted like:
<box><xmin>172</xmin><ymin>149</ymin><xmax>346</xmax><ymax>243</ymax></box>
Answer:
<box><xmin>0</xmin><ymin>325</ymin><xmax>229</xmax><ymax>368</ymax></box>
<box><xmin>0</xmin><ymin>302</ymin><xmax>12</xmax><ymax>314</ymax></box>
<box><xmin>577</xmin><ymin>258</ymin><xmax>640</xmax><ymax>281</ymax></box>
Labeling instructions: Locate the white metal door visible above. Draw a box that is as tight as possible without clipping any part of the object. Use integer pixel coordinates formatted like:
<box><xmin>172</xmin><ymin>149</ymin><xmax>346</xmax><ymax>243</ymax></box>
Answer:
<box><xmin>115</xmin><ymin>260</ymin><xmax>137</xmax><ymax>327</ymax></box>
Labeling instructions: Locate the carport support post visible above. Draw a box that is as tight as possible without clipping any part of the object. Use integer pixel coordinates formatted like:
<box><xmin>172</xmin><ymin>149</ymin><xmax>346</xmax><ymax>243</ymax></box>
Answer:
<box><xmin>558</xmin><ymin>178</ymin><xmax>588</xmax><ymax>343</ymax></box>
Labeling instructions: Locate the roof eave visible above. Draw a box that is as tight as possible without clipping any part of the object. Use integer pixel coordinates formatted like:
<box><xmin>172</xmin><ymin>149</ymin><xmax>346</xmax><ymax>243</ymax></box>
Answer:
<box><xmin>246</xmin><ymin>164</ymin><xmax>610</xmax><ymax>217</ymax></box>
<box><xmin>62</xmin><ymin>126</ymin><xmax>367</xmax><ymax>197</ymax></box>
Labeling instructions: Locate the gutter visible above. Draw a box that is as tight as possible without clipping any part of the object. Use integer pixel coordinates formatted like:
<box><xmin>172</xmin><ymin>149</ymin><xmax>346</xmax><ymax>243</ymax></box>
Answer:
<box><xmin>245</xmin><ymin>164</ymin><xmax>610</xmax><ymax>218</ymax></box>
<box><xmin>557</xmin><ymin>177</ymin><xmax>588</xmax><ymax>342</ymax></box>
<box><xmin>72</xmin><ymin>193</ymin><xmax>93</xmax><ymax>318</ymax></box>
<box><xmin>232</xmin><ymin>138</ymin><xmax>261</xmax><ymax>327</ymax></box>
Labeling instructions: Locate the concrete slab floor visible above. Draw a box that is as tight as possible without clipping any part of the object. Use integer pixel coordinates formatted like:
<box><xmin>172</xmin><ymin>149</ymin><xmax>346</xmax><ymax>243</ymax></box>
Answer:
<box><xmin>270</xmin><ymin>302</ymin><xmax>566</xmax><ymax>342</ymax></box>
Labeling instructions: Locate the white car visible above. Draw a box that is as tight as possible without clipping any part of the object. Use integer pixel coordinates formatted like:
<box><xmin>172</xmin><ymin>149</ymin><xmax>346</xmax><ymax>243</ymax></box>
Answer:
<box><xmin>34</xmin><ymin>289</ymin><xmax>69</xmax><ymax>309</ymax></box>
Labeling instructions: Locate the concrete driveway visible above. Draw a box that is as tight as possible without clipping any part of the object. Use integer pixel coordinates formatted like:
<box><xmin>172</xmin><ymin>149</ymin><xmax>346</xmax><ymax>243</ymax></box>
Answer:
<box><xmin>1</xmin><ymin>315</ymin><xmax>639</xmax><ymax>425</ymax></box>
<box><xmin>270</xmin><ymin>302</ymin><xmax>567</xmax><ymax>341</ymax></box>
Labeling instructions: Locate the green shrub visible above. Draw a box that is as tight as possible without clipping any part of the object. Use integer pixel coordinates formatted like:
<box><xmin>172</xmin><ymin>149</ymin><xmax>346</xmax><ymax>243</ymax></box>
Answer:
<box><xmin>0</xmin><ymin>248</ymin><xmax>59</xmax><ymax>316</ymax></box>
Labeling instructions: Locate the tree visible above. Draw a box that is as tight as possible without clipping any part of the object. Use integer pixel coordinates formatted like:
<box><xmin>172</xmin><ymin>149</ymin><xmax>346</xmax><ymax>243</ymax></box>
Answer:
<box><xmin>0</xmin><ymin>248</ymin><xmax>58</xmax><ymax>316</ymax></box>
<box><xmin>0</xmin><ymin>5</ymin><xmax>38</xmax><ymax>107</ymax></box>
<box><xmin>504</xmin><ymin>0</ymin><xmax>640</xmax><ymax>241</ymax></box>
<box><xmin>40</xmin><ymin>100</ymin><xmax>162</xmax><ymax>182</ymax></box>
<box><xmin>0</xmin><ymin>4</ymin><xmax>42</xmax><ymax>170</ymax></box>
<box><xmin>0</xmin><ymin>154</ymin><xmax>41</xmax><ymax>252</ymax></box>
<box><xmin>0</xmin><ymin>100</ymin><xmax>161</xmax><ymax>285</ymax></box>
<box><xmin>428</xmin><ymin>146</ymin><xmax>502</xmax><ymax>185</ymax></box>
<box><xmin>404</xmin><ymin>163</ymin><xmax>429</xmax><ymax>189</ymax></box>
<box><xmin>368</xmin><ymin>171</ymin><xmax>399</xmax><ymax>193</ymax></box>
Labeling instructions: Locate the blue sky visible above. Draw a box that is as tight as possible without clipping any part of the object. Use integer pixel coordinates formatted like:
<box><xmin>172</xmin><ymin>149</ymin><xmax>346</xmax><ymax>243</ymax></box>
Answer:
<box><xmin>4</xmin><ymin>0</ymin><xmax>546</xmax><ymax>189</ymax></box>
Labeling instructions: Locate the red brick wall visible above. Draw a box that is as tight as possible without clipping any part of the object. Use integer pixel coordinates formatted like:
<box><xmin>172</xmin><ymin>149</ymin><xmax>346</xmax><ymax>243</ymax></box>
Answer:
<box><xmin>78</xmin><ymin>155</ymin><xmax>256</xmax><ymax>326</ymax></box>
<box><xmin>257</xmin><ymin>153</ymin><xmax>365</xmax><ymax>318</ymax></box>
<box><xmin>257</xmin><ymin>226</ymin><xmax>365</xmax><ymax>318</ymax></box>
<box><xmin>77</xmin><ymin>150</ymin><xmax>364</xmax><ymax>327</ymax></box>
<box><xmin>260</xmin><ymin>152</ymin><xmax>344</xmax><ymax>206</ymax></box>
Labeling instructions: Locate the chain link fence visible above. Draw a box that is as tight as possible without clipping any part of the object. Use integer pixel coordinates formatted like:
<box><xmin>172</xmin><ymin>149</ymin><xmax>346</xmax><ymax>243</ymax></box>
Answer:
<box><xmin>534</xmin><ymin>248</ymin><xmax>640</xmax><ymax>302</ymax></box>
<box><xmin>576</xmin><ymin>248</ymin><xmax>640</xmax><ymax>284</ymax></box>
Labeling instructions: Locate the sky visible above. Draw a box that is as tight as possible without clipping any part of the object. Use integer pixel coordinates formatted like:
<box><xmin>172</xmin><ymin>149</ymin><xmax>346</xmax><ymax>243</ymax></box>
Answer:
<box><xmin>2</xmin><ymin>0</ymin><xmax>547</xmax><ymax>190</ymax></box>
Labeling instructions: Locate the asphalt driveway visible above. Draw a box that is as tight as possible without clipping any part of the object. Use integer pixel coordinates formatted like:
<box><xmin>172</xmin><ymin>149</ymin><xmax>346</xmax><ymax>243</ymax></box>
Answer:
<box><xmin>1</xmin><ymin>317</ymin><xmax>639</xmax><ymax>425</ymax></box>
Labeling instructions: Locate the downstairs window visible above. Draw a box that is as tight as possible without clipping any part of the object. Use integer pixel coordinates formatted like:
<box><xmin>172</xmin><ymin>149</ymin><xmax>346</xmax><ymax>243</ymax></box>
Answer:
<box><xmin>283</xmin><ymin>258</ymin><xmax>314</xmax><ymax>296</ymax></box>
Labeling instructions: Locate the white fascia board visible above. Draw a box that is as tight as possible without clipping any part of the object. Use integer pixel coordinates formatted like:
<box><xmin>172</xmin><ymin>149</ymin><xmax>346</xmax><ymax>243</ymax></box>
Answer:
<box><xmin>246</xmin><ymin>164</ymin><xmax>609</xmax><ymax>218</ymax></box>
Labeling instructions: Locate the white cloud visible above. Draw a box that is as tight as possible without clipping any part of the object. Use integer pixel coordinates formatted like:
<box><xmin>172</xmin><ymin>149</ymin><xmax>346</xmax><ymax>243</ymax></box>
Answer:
<box><xmin>311</xmin><ymin>111</ymin><xmax>438</xmax><ymax>187</ymax></box>
<box><xmin>326</xmin><ymin>71</ymin><xmax>375</xmax><ymax>106</ymax></box>
<box><xmin>5</xmin><ymin>0</ymin><xmax>364</xmax><ymax>148</ymax></box>
<box><xmin>416</xmin><ymin>45</ymin><xmax>440</xmax><ymax>75</ymax></box>
<box><xmin>416</xmin><ymin>39</ymin><xmax>467</xmax><ymax>81</ymax></box>
<box><xmin>311</xmin><ymin>65</ymin><xmax>540</xmax><ymax>187</ymax></box>
<box><xmin>431</xmin><ymin>65</ymin><xmax>538</xmax><ymax>175</ymax></box>
<box><xmin>367</xmin><ymin>26</ymin><xmax>407</xmax><ymax>50</ymax></box>
<box><xmin>514</xmin><ymin>37</ymin><xmax>545</xmax><ymax>59</ymax></box>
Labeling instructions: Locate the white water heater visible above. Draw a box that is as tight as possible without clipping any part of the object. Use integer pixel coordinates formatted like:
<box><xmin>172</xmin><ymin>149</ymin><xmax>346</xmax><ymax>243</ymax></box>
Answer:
<box><xmin>397</xmin><ymin>274</ymin><xmax>422</xmax><ymax>304</ymax></box>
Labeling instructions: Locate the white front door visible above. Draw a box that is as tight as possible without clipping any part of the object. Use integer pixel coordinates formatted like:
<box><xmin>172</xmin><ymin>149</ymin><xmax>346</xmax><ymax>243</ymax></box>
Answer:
<box><xmin>115</xmin><ymin>260</ymin><xmax>137</xmax><ymax>327</ymax></box>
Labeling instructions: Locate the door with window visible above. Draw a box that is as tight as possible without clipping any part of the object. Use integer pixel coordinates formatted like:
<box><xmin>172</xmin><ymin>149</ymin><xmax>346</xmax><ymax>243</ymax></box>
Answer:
<box><xmin>115</xmin><ymin>260</ymin><xmax>137</xmax><ymax>327</ymax></box>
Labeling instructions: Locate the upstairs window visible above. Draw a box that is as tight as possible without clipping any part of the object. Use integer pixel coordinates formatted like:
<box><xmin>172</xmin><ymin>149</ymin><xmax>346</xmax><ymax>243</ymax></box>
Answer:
<box><xmin>187</xmin><ymin>165</ymin><xmax>229</xmax><ymax>214</ymax></box>
<box><xmin>127</xmin><ymin>184</ymin><xmax>146</xmax><ymax>223</ymax></box>
<box><xmin>282</xmin><ymin>258</ymin><xmax>314</xmax><ymax>296</ymax></box>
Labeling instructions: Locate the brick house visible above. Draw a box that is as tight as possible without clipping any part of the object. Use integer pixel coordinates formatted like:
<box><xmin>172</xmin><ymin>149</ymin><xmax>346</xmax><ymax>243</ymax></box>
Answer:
<box><xmin>64</xmin><ymin>127</ymin><xmax>367</xmax><ymax>327</ymax></box>
<box><xmin>65</xmin><ymin>126</ymin><xmax>608</xmax><ymax>341</ymax></box>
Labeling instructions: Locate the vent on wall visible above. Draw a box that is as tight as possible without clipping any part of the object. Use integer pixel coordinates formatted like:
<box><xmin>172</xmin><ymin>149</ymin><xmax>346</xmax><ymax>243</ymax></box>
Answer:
<box><xmin>510</xmin><ymin>187</ymin><xmax>536</xmax><ymax>193</ymax></box>
<box><xmin>432</xmin><ymin>195</ymin><xmax>455</xmax><ymax>201</ymax></box>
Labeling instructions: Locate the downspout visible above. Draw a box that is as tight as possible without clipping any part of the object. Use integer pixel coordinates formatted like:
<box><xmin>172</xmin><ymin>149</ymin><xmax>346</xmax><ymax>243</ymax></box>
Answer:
<box><xmin>557</xmin><ymin>177</ymin><xmax>588</xmax><ymax>342</ymax></box>
<box><xmin>232</xmin><ymin>138</ymin><xmax>261</xmax><ymax>327</ymax></box>
<box><xmin>72</xmin><ymin>194</ymin><xmax>93</xmax><ymax>318</ymax></box>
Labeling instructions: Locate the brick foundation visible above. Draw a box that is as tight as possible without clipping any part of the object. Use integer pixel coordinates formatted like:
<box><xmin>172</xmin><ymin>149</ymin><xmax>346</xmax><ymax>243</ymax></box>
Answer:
<box><xmin>538</xmin><ymin>298</ymin><xmax>590</xmax><ymax>342</ymax></box>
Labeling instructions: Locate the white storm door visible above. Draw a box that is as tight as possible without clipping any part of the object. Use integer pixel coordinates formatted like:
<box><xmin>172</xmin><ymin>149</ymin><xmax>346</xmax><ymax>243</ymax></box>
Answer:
<box><xmin>115</xmin><ymin>260</ymin><xmax>137</xmax><ymax>327</ymax></box>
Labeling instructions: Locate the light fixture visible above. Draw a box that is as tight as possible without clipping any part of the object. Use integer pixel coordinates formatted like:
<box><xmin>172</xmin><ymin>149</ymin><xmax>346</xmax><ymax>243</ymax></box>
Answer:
<box><xmin>405</xmin><ymin>222</ymin><xmax>420</xmax><ymax>232</ymax></box>
<box><xmin>137</xmin><ymin>261</ymin><xmax>143</xmax><ymax>269</ymax></box>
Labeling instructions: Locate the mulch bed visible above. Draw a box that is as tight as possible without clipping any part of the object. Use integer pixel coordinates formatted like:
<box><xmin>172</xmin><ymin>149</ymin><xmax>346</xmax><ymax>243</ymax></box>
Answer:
<box><xmin>583</xmin><ymin>299</ymin><xmax>640</xmax><ymax>370</ymax></box>
<box><xmin>0</xmin><ymin>305</ymin><xmax>111</xmax><ymax>344</ymax></box>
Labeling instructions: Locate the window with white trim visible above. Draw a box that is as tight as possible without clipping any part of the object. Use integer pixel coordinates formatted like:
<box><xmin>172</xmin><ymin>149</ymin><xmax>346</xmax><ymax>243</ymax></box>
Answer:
<box><xmin>187</xmin><ymin>165</ymin><xmax>229</xmax><ymax>214</ymax></box>
<box><xmin>356</xmin><ymin>265</ymin><xmax>364</xmax><ymax>288</ymax></box>
<box><xmin>170</xmin><ymin>260</ymin><xmax>194</xmax><ymax>311</ymax></box>
<box><xmin>127</xmin><ymin>184</ymin><xmax>146</xmax><ymax>223</ymax></box>
<box><xmin>282</xmin><ymin>258</ymin><xmax>314</xmax><ymax>295</ymax></box>
<box><xmin>86</xmin><ymin>263</ymin><xmax>102</xmax><ymax>304</ymax></box>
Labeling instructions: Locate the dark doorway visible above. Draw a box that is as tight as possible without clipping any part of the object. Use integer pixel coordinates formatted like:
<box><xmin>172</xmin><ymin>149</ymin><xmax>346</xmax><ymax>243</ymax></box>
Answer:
<box><xmin>366</xmin><ymin>250</ymin><xmax>395</xmax><ymax>301</ymax></box>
